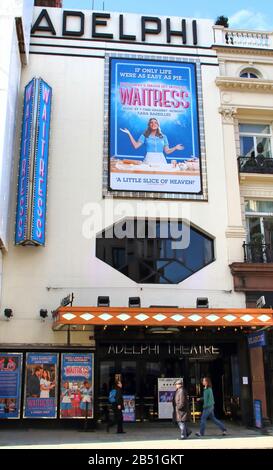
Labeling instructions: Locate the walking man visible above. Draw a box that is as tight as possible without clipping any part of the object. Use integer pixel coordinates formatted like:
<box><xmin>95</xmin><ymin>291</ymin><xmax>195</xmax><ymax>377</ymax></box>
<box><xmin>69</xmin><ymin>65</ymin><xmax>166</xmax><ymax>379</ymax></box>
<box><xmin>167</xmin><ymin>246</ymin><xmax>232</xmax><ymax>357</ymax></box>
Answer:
<box><xmin>173</xmin><ymin>379</ymin><xmax>191</xmax><ymax>440</ymax></box>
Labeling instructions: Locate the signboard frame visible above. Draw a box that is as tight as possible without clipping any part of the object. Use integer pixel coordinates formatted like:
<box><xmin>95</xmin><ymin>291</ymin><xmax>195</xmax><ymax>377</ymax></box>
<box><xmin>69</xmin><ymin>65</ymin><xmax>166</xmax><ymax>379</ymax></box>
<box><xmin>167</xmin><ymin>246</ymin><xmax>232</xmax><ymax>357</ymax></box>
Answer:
<box><xmin>103</xmin><ymin>53</ymin><xmax>207</xmax><ymax>201</ymax></box>
<box><xmin>122</xmin><ymin>394</ymin><xmax>136</xmax><ymax>422</ymax></box>
<box><xmin>158</xmin><ymin>377</ymin><xmax>183</xmax><ymax>419</ymax></box>
<box><xmin>23</xmin><ymin>352</ymin><xmax>58</xmax><ymax>419</ymax></box>
<box><xmin>253</xmin><ymin>399</ymin><xmax>263</xmax><ymax>429</ymax></box>
<box><xmin>60</xmin><ymin>353</ymin><xmax>94</xmax><ymax>419</ymax></box>
<box><xmin>15</xmin><ymin>77</ymin><xmax>52</xmax><ymax>246</ymax></box>
<box><xmin>0</xmin><ymin>352</ymin><xmax>23</xmax><ymax>419</ymax></box>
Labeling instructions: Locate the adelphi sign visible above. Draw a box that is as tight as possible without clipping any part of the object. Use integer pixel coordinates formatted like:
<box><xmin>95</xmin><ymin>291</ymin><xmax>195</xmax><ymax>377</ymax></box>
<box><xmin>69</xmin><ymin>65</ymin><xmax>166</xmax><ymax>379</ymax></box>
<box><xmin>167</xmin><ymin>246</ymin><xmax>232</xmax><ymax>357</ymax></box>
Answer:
<box><xmin>31</xmin><ymin>9</ymin><xmax>204</xmax><ymax>46</ymax></box>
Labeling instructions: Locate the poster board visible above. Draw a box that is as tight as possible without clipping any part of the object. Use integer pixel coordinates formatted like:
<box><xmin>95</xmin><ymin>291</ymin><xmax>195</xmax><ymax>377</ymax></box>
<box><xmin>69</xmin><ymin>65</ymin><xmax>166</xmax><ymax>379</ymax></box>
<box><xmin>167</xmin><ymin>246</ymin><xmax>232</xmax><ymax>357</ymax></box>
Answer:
<box><xmin>0</xmin><ymin>353</ymin><xmax>22</xmax><ymax>419</ymax></box>
<box><xmin>60</xmin><ymin>353</ymin><xmax>94</xmax><ymax>419</ymax></box>
<box><xmin>24</xmin><ymin>353</ymin><xmax>58</xmax><ymax>418</ymax></box>
<box><xmin>158</xmin><ymin>377</ymin><xmax>183</xmax><ymax>419</ymax></box>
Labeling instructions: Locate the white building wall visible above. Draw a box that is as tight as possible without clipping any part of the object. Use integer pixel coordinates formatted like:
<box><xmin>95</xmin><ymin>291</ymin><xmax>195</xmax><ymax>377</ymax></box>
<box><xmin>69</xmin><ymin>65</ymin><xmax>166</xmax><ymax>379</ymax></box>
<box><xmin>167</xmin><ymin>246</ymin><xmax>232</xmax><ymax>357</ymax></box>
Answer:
<box><xmin>0</xmin><ymin>8</ymin><xmax>246</xmax><ymax>345</ymax></box>
<box><xmin>0</xmin><ymin>1</ymin><xmax>34</xmax><ymax>250</ymax></box>
<box><xmin>0</xmin><ymin>19</ymin><xmax>22</xmax><ymax>250</ymax></box>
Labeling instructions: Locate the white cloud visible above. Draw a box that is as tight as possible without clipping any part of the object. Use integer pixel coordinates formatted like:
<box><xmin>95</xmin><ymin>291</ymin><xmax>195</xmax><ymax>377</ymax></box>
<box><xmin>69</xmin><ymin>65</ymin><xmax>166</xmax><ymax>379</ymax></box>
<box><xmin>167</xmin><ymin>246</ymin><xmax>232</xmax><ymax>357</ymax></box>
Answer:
<box><xmin>229</xmin><ymin>9</ymin><xmax>270</xmax><ymax>31</ymax></box>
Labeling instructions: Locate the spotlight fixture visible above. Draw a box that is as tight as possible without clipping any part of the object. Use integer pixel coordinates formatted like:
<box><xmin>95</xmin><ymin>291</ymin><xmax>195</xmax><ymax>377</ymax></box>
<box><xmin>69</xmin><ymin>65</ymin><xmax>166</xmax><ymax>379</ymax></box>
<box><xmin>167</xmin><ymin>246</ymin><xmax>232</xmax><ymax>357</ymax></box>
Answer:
<box><xmin>60</xmin><ymin>293</ymin><xmax>74</xmax><ymax>307</ymax></box>
<box><xmin>39</xmin><ymin>309</ymin><xmax>48</xmax><ymax>320</ymax></box>
<box><xmin>97</xmin><ymin>296</ymin><xmax>110</xmax><ymax>307</ymax></box>
<box><xmin>196</xmin><ymin>297</ymin><xmax>209</xmax><ymax>308</ymax></box>
<box><xmin>128</xmin><ymin>297</ymin><xmax>141</xmax><ymax>308</ymax></box>
<box><xmin>4</xmin><ymin>308</ymin><xmax>13</xmax><ymax>320</ymax></box>
<box><xmin>149</xmin><ymin>327</ymin><xmax>180</xmax><ymax>334</ymax></box>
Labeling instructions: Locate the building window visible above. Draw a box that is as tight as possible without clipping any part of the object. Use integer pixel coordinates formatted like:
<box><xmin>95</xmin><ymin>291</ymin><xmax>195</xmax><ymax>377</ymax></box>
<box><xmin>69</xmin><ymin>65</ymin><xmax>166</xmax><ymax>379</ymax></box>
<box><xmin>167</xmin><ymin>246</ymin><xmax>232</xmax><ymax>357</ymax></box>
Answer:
<box><xmin>244</xmin><ymin>200</ymin><xmax>273</xmax><ymax>262</ymax></box>
<box><xmin>239</xmin><ymin>124</ymin><xmax>272</xmax><ymax>160</ymax></box>
<box><xmin>239</xmin><ymin>68</ymin><xmax>260</xmax><ymax>79</ymax></box>
<box><xmin>96</xmin><ymin>219</ymin><xmax>215</xmax><ymax>284</ymax></box>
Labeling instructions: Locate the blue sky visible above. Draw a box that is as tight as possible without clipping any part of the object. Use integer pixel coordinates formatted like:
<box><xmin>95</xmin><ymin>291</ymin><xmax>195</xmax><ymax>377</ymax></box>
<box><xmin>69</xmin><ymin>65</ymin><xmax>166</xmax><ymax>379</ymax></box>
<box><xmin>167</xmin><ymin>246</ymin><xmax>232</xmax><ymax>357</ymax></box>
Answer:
<box><xmin>63</xmin><ymin>0</ymin><xmax>273</xmax><ymax>30</ymax></box>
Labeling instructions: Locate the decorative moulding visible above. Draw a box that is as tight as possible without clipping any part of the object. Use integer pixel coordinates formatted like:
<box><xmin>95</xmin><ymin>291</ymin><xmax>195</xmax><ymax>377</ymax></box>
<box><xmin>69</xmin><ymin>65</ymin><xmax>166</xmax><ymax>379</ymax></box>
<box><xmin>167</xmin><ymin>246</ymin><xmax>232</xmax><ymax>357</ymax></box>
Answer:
<box><xmin>216</xmin><ymin>77</ymin><xmax>273</xmax><ymax>93</ymax></box>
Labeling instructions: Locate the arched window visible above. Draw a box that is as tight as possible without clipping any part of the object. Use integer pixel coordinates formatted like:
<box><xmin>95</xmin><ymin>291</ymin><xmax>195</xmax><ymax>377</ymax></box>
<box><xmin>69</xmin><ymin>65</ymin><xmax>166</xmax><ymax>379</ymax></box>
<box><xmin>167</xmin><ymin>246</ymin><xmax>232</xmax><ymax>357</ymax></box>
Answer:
<box><xmin>239</xmin><ymin>68</ymin><xmax>261</xmax><ymax>79</ymax></box>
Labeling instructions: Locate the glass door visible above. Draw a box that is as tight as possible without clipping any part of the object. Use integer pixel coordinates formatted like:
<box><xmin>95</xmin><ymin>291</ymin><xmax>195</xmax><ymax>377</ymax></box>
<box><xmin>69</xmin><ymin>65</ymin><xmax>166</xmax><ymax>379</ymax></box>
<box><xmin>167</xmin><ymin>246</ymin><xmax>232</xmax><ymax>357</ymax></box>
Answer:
<box><xmin>98</xmin><ymin>361</ymin><xmax>115</xmax><ymax>422</ymax></box>
<box><xmin>141</xmin><ymin>362</ymin><xmax>161</xmax><ymax>421</ymax></box>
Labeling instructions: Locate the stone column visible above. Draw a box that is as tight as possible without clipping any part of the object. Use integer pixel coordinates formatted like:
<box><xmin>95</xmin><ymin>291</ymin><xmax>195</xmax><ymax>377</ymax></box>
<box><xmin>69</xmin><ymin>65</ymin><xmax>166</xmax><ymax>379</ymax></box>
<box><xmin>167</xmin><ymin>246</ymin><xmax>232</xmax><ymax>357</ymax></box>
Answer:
<box><xmin>219</xmin><ymin>106</ymin><xmax>245</xmax><ymax>263</ymax></box>
<box><xmin>249</xmin><ymin>347</ymin><xmax>269</xmax><ymax>423</ymax></box>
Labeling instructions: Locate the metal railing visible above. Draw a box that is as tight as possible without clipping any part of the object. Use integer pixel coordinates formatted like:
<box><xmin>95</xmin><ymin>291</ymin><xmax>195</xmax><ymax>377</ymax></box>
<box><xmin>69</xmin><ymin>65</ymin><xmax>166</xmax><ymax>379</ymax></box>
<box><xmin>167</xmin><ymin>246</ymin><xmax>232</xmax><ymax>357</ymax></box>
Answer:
<box><xmin>243</xmin><ymin>242</ymin><xmax>273</xmax><ymax>263</ymax></box>
<box><xmin>238</xmin><ymin>156</ymin><xmax>273</xmax><ymax>174</ymax></box>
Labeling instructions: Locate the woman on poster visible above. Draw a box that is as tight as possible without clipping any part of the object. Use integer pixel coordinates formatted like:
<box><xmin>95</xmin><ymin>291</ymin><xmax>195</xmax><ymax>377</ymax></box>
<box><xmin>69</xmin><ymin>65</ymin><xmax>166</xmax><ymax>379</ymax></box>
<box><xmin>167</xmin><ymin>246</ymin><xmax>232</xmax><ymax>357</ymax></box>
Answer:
<box><xmin>72</xmin><ymin>387</ymin><xmax>82</xmax><ymax>417</ymax></box>
<box><xmin>60</xmin><ymin>381</ymin><xmax>72</xmax><ymax>417</ymax></box>
<box><xmin>120</xmin><ymin>118</ymin><xmax>184</xmax><ymax>166</ymax></box>
<box><xmin>79</xmin><ymin>381</ymin><xmax>92</xmax><ymax>417</ymax></box>
<box><xmin>40</xmin><ymin>369</ymin><xmax>55</xmax><ymax>398</ymax></box>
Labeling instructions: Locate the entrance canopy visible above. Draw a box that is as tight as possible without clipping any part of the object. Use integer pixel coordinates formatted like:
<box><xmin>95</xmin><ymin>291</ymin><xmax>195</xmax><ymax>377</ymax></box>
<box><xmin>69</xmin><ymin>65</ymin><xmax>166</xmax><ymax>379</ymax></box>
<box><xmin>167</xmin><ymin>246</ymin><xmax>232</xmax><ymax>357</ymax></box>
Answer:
<box><xmin>52</xmin><ymin>306</ymin><xmax>273</xmax><ymax>331</ymax></box>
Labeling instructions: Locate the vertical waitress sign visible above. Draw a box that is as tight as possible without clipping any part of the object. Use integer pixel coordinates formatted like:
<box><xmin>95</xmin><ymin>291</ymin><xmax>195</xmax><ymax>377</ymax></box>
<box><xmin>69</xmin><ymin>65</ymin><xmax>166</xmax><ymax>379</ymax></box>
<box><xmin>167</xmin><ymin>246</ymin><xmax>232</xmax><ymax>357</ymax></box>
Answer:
<box><xmin>60</xmin><ymin>354</ymin><xmax>93</xmax><ymax>419</ymax></box>
<box><xmin>109</xmin><ymin>58</ymin><xmax>201</xmax><ymax>194</ymax></box>
<box><xmin>15</xmin><ymin>78</ymin><xmax>52</xmax><ymax>246</ymax></box>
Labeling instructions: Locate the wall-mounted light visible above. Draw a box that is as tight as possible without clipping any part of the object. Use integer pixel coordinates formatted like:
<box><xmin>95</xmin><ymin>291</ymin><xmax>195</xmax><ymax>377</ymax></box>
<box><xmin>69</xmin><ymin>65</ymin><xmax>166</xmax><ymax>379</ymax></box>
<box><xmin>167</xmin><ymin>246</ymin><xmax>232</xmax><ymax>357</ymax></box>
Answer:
<box><xmin>39</xmin><ymin>309</ymin><xmax>48</xmax><ymax>321</ymax></box>
<box><xmin>97</xmin><ymin>296</ymin><xmax>110</xmax><ymax>307</ymax></box>
<box><xmin>4</xmin><ymin>308</ymin><xmax>13</xmax><ymax>320</ymax></box>
<box><xmin>196</xmin><ymin>297</ymin><xmax>209</xmax><ymax>308</ymax></box>
<box><xmin>128</xmin><ymin>297</ymin><xmax>141</xmax><ymax>308</ymax></box>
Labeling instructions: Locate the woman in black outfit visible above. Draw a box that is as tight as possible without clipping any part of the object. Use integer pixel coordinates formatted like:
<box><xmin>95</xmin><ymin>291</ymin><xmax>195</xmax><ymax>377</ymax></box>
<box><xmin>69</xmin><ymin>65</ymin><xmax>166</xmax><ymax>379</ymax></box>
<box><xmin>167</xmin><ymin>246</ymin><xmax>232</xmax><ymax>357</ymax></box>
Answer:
<box><xmin>107</xmin><ymin>380</ymin><xmax>125</xmax><ymax>434</ymax></box>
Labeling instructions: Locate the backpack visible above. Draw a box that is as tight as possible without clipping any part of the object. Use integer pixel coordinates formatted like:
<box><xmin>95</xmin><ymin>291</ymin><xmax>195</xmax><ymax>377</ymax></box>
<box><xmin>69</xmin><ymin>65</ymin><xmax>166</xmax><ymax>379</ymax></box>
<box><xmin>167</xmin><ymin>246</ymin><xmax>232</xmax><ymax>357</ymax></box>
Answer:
<box><xmin>108</xmin><ymin>389</ymin><xmax>117</xmax><ymax>404</ymax></box>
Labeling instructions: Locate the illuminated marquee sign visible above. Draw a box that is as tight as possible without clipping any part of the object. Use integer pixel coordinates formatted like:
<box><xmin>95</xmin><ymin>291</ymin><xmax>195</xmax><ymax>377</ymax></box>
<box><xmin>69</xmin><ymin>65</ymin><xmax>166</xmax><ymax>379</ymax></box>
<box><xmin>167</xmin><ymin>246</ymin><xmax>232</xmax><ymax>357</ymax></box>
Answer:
<box><xmin>15</xmin><ymin>79</ymin><xmax>35</xmax><ymax>244</ymax></box>
<box><xmin>15</xmin><ymin>78</ymin><xmax>52</xmax><ymax>246</ymax></box>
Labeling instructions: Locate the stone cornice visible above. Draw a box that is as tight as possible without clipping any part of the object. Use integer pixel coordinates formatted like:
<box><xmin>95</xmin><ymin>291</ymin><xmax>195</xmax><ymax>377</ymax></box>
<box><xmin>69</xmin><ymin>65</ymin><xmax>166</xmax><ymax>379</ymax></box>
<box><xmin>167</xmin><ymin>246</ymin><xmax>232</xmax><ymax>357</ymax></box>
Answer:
<box><xmin>240</xmin><ymin>173</ymin><xmax>273</xmax><ymax>184</ymax></box>
<box><xmin>213</xmin><ymin>45</ymin><xmax>273</xmax><ymax>57</ymax></box>
<box><xmin>230</xmin><ymin>262</ymin><xmax>273</xmax><ymax>292</ymax></box>
<box><xmin>230</xmin><ymin>263</ymin><xmax>273</xmax><ymax>275</ymax></box>
<box><xmin>216</xmin><ymin>76</ymin><xmax>273</xmax><ymax>92</ymax></box>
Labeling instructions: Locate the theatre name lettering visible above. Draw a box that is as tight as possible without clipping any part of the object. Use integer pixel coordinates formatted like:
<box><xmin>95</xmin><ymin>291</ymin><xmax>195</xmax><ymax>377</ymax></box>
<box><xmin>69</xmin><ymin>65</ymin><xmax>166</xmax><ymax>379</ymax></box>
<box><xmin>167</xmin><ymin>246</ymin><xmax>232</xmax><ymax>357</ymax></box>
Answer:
<box><xmin>31</xmin><ymin>9</ymin><xmax>199</xmax><ymax>46</ymax></box>
<box><xmin>107</xmin><ymin>344</ymin><xmax>220</xmax><ymax>357</ymax></box>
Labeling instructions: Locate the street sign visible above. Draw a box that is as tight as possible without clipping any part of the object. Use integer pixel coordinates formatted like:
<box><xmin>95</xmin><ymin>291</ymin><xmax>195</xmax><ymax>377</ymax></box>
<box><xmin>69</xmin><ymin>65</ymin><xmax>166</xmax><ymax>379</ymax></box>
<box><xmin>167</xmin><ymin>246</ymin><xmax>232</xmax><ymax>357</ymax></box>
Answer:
<box><xmin>253</xmin><ymin>399</ymin><xmax>262</xmax><ymax>429</ymax></box>
<box><xmin>248</xmin><ymin>331</ymin><xmax>266</xmax><ymax>349</ymax></box>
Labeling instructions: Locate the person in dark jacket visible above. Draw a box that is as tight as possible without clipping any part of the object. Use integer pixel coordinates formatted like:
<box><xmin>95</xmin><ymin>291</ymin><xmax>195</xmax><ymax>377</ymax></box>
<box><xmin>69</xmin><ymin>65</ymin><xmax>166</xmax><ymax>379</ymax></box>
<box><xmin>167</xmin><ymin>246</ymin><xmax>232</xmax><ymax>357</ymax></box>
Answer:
<box><xmin>27</xmin><ymin>366</ymin><xmax>42</xmax><ymax>397</ymax></box>
<box><xmin>107</xmin><ymin>380</ymin><xmax>125</xmax><ymax>434</ymax></box>
<box><xmin>172</xmin><ymin>379</ymin><xmax>192</xmax><ymax>440</ymax></box>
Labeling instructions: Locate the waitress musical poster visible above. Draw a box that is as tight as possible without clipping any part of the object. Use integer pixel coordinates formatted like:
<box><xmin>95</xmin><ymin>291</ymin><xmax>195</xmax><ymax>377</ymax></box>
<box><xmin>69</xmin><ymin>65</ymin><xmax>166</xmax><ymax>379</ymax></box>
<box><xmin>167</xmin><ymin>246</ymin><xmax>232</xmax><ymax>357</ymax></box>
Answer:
<box><xmin>109</xmin><ymin>58</ymin><xmax>202</xmax><ymax>194</ymax></box>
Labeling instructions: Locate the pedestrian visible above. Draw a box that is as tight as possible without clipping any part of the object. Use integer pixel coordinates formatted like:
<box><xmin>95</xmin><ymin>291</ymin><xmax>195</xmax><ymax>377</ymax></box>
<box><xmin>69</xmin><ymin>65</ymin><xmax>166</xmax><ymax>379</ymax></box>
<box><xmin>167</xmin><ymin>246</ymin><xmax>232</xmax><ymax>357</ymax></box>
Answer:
<box><xmin>107</xmin><ymin>380</ymin><xmax>125</xmax><ymax>434</ymax></box>
<box><xmin>172</xmin><ymin>379</ymin><xmax>192</xmax><ymax>440</ymax></box>
<box><xmin>196</xmin><ymin>377</ymin><xmax>227</xmax><ymax>437</ymax></box>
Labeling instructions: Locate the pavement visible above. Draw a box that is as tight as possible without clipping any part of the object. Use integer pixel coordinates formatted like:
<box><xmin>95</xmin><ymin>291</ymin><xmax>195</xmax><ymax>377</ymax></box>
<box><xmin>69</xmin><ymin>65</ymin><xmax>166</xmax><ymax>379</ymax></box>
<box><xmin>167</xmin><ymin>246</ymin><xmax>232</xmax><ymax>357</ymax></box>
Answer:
<box><xmin>0</xmin><ymin>422</ymin><xmax>273</xmax><ymax>449</ymax></box>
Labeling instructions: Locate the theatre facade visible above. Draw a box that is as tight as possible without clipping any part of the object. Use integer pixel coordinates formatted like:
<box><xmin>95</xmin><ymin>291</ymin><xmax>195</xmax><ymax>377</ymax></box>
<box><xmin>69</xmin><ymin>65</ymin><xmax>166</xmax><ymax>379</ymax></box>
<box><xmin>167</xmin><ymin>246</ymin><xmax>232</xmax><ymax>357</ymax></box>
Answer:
<box><xmin>0</xmin><ymin>4</ymin><xmax>273</xmax><ymax>426</ymax></box>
